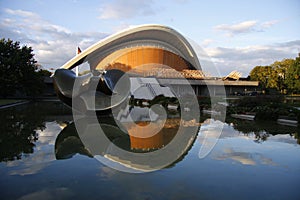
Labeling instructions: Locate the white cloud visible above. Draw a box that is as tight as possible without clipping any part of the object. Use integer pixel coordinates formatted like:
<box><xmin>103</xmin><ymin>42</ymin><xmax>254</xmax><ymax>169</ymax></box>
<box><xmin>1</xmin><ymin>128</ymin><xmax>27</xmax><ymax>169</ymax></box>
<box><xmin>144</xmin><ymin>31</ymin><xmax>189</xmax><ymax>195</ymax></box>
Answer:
<box><xmin>4</xmin><ymin>8</ymin><xmax>39</xmax><ymax>19</ymax></box>
<box><xmin>214</xmin><ymin>20</ymin><xmax>279</xmax><ymax>37</ymax></box>
<box><xmin>99</xmin><ymin>0</ymin><xmax>155</xmax><ymax>19</ymax></box>
<box><xmin>215</xmin><ymin>20</ymin><xmax>257</xmax><ymax>35</ymax></box>
<box><xmin>261</xmin><ymin>20</ymin><xmax>279</xmax><ymax>29</ymax></box>
<box><xmin>201</xmin><ymin>39</ymin><xmax>214</xmax><ymax>47</ymax></box>
<box><xmin>203</xmin><ymin>40</ymin><xmax>300</xmax><ymax>76</ymax></box>
<box><xmin>6</xmin><ymin>122</ymin><xmax>63</xmax><ymax>176</ymax></box>
<box><xmin>0</xmin><ymin>9</ymin><xmax>108</xmax><ymax>69</ymax></box>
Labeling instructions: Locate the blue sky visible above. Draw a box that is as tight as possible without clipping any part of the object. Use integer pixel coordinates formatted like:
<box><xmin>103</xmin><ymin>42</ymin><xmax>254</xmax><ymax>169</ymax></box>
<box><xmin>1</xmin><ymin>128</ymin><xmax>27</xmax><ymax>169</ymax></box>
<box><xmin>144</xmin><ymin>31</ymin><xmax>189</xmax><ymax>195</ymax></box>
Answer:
<box><xmin>0</xmin><ymin>0</ymin><xmax>299</xmax><ymax>76</ymax></box>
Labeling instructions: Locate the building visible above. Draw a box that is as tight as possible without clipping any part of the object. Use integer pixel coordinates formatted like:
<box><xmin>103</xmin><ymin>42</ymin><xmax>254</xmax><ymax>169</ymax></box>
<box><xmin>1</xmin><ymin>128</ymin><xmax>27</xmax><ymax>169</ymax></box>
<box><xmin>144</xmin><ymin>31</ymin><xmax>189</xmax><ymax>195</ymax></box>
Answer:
<box><xmin>158</xmin><ymin>78</ymin><xmax>259</xmax><ymax>96</ymax></box>
<box><xmin>57</xmin><ymin>24</ymin><xmax>258</xmax><ymax>97</ymax></box>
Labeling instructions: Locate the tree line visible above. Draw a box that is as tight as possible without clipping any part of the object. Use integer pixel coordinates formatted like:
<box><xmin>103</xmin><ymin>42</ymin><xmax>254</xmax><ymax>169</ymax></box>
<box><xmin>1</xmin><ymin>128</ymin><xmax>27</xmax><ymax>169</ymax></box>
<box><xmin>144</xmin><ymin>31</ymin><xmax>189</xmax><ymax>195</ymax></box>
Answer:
<box><xmin>0</xmin><ymin>38</ymin><xmax>51</xmax><ymax>97</ymax></box>
<box><xmin>249</xmin><ymin>55</ymin><xmax>300</xmax><ymax>94</ymax></box>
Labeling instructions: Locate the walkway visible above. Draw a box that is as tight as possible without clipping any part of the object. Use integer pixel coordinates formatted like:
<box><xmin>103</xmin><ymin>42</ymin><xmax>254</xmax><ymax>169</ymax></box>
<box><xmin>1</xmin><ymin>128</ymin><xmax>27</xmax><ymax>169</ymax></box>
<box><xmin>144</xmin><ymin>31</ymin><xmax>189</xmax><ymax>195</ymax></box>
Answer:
<box><xmin>0</xmin><ymin>100</ymin><xmax>30</xmax><ymax>109</ymax></box>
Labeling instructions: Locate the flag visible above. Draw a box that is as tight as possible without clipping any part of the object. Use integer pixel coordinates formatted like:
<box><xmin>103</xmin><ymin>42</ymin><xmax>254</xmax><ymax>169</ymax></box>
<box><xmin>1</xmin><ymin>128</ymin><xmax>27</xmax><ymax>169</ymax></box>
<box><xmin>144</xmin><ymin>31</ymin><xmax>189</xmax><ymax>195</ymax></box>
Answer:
<box><xmin>77</xmin><ymin>46</ymin><xmax>82</xmax><ymax>55</ymax></box>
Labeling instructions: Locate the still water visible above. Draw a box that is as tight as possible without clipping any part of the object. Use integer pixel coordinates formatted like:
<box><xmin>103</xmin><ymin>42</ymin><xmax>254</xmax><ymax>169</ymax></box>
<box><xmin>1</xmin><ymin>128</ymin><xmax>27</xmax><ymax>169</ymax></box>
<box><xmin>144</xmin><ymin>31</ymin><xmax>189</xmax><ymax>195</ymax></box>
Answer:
<box><xmin>0</xmin><ymin>102</ymin><xmax>299</xmax><ymax>199</ymax></box>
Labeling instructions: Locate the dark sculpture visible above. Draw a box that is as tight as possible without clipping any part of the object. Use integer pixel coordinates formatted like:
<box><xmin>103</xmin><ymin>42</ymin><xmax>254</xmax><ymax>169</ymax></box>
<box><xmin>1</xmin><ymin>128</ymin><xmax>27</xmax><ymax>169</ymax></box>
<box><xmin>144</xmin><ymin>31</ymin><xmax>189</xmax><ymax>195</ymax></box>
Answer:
<box><xmin>53</xmin><ymin>68</ymin><xmax>130</xmax><ymax>113</ymax></box>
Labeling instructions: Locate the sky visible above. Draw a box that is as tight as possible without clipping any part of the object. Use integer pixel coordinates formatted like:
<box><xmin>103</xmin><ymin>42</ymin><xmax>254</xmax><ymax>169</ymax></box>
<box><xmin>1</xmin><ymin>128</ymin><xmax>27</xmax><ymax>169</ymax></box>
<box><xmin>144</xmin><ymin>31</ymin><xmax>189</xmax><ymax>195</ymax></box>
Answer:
<box><xmin>0</xmin><ymin>0</ymin><xmax>299</xmax><ymax>76</ymax></box>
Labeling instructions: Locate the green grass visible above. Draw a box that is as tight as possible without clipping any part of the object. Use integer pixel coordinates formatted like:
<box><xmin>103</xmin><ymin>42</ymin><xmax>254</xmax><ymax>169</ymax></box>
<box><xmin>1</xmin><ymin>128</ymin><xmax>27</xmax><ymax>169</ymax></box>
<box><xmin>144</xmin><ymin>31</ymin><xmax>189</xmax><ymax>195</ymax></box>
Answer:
<box><xmin>0</xmin><ymin>99</ymin><xmax>24</xmax><ymax>106</ymax></box>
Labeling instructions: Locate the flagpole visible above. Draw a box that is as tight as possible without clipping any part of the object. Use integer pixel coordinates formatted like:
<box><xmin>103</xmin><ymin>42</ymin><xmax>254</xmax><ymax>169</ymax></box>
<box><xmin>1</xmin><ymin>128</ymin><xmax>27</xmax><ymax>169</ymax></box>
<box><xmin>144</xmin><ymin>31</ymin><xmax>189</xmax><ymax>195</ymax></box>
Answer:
<box><xmin>75</xmin><ymin>46</ymin><xmax>81</xmax><ymax>76</ymax></box>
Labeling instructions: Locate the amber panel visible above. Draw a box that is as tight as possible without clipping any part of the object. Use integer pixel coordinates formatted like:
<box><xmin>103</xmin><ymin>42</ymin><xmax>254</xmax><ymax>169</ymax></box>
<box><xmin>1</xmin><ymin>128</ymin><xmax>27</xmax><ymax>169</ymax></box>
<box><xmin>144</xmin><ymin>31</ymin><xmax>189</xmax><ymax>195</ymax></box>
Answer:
<box><xmin>124</xmin><ymin>49</ymin><xmax>131</xmax><ymax>70</ymax></box>
<box><xmin>171</xmin><ymin>52</ymin><xmax>175</xmax><ymax>69</ymax></box>
<box><xmin>114</xmin><ymin>57</ymin><xmax>121</xmax><ymax>65</ymax></box>
<box><xmin>143</xmin><ymin>48</ymin><xmax>148</xmax><ymax>65</ymax></box>
<box><xmin>175</xmin><ymin>57</ymin><xmax>182</xmax><ymax>71</ymax></box>
<box><xmin>169</xmin><ymin>51</ymin><xmax>173</xmax><ymax>67</ymax></box>
<box><xmin>135</xmin><ymin>48</ymin><xmax>144</xmax><ymax>67</ymax></box>
<box><xmin>130</xmin><ymin>134</ymin><xmax>164</xmax><ymax>150</ymax></box>
<box><xmin>165</xmin><ymin>51</ymin><xmax>171</xmax><ymax>67</ymax></box>
<box><xmin>130</xmin><ymin>49</ymin><xmax>135</xmax><ymax>67</ymax></box>
<box><xmin>124</xmin><ymin>51</ymin><xmax>128</xmax><ymax>67</ymax></box>
<box><xmin>157</xmin><ymin>48</ymin><xmax>163</xmax><ymax>64</ymax></box>
<box><xmin>121</xmin><ymin>53</ymin><xmax>126</xmax><ymax>65</ymax></box>
<box><xmin>150</xmin><ymin>48</ymin><xmax>154</xmax><ymax>64</ymax></box>
<box><xmin>99</xmin><ymin>47</ymin><xmax>190</xmax><ymax>72</ymax></box>
<box><xmin>144</xmin><ymin>48</ymin><xmax>151</xmax><ymax>65</ymax></box>
<box><xmin>179</xmin><ymin>58</ymin><xmax>187</xmax><ymax>70</ymax></box>
<box><xmin>127</xmin><ymin>119</ymin><xmax>179</xmax><ymax>150</ymax></box>
<box><xmin>152</xmin><ymin>48</ymin><xmax>159</xmax><ymax>64</ymax></box>
<box><xmin>127</xmin><ymin>49</ymin><xmax>131</xmax><ymax>68</ymax></box>
<box><xmin>162</xmin><ymin>51</ymin><xmax>167</xmax><ymax>67</ymax></box>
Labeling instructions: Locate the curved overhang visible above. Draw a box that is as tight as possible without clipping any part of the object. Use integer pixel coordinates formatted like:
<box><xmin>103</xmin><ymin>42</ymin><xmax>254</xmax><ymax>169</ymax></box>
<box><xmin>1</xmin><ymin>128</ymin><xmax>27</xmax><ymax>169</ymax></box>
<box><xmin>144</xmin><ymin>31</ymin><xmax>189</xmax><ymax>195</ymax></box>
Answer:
<box><xmin>60</xmin><ymin>24</ymin><xmax>201</xmax><ymax>71</ymax></box>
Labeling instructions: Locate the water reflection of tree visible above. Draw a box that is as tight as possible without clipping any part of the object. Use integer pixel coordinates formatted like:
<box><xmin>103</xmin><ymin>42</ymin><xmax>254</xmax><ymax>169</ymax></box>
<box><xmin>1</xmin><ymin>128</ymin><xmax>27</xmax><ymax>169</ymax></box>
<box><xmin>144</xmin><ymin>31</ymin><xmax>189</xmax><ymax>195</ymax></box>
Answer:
<box><xmin>0</xmin><ymin>102</ymin><xmax>71</xmax><ymax>162</ymax></box>
<box><xmin>227</xmin><ymin>117</ymin><xmax>300</xmax><ymax>144</ymax></box>
<box><xmin>254</xmin><ymin>131</ymin><xmax>269</xmax><ymax>143</ymax></box>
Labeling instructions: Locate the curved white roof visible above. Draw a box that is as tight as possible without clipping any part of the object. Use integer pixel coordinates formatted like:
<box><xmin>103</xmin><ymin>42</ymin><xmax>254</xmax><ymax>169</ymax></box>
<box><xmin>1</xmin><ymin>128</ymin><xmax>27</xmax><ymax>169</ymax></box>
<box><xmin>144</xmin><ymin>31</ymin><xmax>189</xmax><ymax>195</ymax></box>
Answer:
<box><xmin>61</xmin><ymin>24</ymin><xmax>201</xmax><ymax>70</ymax></box>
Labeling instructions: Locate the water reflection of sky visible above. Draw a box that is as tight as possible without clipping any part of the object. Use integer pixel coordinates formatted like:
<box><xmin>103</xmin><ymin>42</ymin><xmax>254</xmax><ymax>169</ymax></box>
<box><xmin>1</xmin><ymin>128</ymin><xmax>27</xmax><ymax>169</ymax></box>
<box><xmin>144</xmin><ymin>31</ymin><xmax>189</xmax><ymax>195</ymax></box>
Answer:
<box><xmin>1</xmin><ymin>111</ymin><xmax>300</xmax><ymax>199</ymax></box>
<box><xmin>198</xmin><ymin>120</ymin><xmax>300</xmax><ymax>170</ymax></box>
<box><xmin>4</xmin><ymin>121</ymin><xmax>64</xmax><ymax>176</ymax></box>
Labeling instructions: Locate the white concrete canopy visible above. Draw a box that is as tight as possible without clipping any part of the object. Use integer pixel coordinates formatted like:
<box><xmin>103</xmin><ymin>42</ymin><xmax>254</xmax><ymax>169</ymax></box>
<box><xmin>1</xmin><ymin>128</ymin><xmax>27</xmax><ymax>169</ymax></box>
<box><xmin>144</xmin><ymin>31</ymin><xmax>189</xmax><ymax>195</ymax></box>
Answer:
<box><xmin>60</xmin><ymin>24</ymin><xmax>201</xmax><ymax>71</ymax></box>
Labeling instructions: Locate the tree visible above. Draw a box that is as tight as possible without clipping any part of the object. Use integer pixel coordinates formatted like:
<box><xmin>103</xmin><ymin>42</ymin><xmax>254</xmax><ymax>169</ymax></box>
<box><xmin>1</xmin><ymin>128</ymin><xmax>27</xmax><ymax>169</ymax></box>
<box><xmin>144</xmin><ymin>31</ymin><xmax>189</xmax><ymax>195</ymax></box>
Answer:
<box><xmin>250</xmin><ymin>65</ymin><xmax>273</xmax><ymax>89</ymax></box>
<box><xmin>0</xmin><ymin>38</ymin><xmax>44</xmax><ymax>97</ymax></box>
<box><xmin>250</xmin><ymin>58</ymin><xmax>295</xmax><ymax>93</ymax></box>
<box><xmin>285</xmin><ymin>54</ymin><xmax>300</xmax><ymax>94</ymax></box>
<box><xmin>38</xmin><ymin>69</ymin><xmax>52</xmax><ymax>77</ymax></box>
<box><xmin>271</xmin><ymin>59</ymin><xmax>294</xmax><ymax>93</ymax></box>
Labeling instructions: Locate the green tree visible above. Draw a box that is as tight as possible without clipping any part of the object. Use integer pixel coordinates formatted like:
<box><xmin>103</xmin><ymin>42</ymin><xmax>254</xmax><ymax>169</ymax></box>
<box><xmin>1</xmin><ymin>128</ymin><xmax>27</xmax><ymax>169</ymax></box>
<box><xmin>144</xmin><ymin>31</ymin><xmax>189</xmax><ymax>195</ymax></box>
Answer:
<box><xmin>285</xmin><ymin>54</ymin><xmax>300</xmax><ymax>94</ymax></box>
<box><xmin>250</xmin><ymin>58</ymin><xmax>295</xmax><ymax>93</ymax></box>
<box><xmin>271</xmin><ymin>59</ymin><xmax>294</xmax><ymax>93</ymax></box>
<box><xmin>250</xmin><ymin>65</ymin><xmax>272</xmax><ymax>89</ymax></box>
<box><xmin>0</xmin><ymin>38</ymin><xmax>44</xmax><ymax>97</ymax></box>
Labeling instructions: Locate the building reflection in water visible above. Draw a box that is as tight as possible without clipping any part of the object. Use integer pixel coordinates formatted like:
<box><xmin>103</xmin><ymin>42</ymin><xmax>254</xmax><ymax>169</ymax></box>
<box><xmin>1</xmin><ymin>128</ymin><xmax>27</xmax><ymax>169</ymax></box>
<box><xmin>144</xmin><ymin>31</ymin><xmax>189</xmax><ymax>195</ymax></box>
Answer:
<box><xmin>1</xmin><ymin>102</ymin><xmax>299</xmax><ymax>168</ymax></box>
<box><xmin>127</xmin><ymin>120</ymin><xmax>178</xmax><ymax>152</ymax></box>
<box><xmin>54</xmin><ymin>112</ymin><xmax>198</xmax><ymax>171</ymax></box>
<box><xmin>55</xmin><ymin>116</ymin><xmax>183</xmax><ymax>158</ymax></box>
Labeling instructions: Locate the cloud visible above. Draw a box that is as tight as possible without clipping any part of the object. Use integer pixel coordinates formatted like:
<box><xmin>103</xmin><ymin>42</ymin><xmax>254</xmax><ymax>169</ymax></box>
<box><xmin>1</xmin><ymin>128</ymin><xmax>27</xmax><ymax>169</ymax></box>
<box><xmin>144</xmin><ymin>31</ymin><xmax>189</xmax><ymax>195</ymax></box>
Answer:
<box><xmin>0</xmin><ymin>9</ymin><xmax>108</xmax><ymax>69</ymax></box>
<box><xmin>1</xmin><ymin>8</ymin><xmax>296</xmax><ymax>78</ymax></box>
<box><xmin>261</xmin><ymin>20</ymin><xmax>279</xmax><ymax>29</ymax></box>
<box><xmin>203</xmin><ymin>40</ymin><xmax>300</xmax><ymax>76</ymax></box>
<box><xmin>4</xmin><ymin>8</ymin><xmax>39</xmax><ymax>19</ymax></box>
<box><xmin>214</xmin><ymin>20</ymin><xmax>279</xmax><ymax>37</ymax></box>
<box><xmin>215</xmin><ymin>20</ymin><xmax>257</xmax><ymax>35</ymax></box>
<box><xmin>214</xmin><ymin>148</ymin><xmax>276</xmax><ymax>166</ymax></box>
<box><xmin>99</xmin><ymin>0</ymin><xmax>156</xmax><ymax>19</ymax></box>
<box><xmin>201</xmin><ymin>39</ymin><xmax>214</xmax><ymax>47</ymax></box>
<box><xmin>6</xmin><ymin>122</ymin><xmax>63</xmax><ymax>176</ymax></box>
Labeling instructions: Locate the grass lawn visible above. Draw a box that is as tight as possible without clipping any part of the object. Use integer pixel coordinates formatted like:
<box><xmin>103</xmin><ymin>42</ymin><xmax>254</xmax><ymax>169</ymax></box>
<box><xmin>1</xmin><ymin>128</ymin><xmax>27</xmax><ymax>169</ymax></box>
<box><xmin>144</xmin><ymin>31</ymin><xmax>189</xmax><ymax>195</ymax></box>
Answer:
<box><xmin>0</xmin><ymin>99</ymin><xmax>24</xmax><ymax>106</ymax></box>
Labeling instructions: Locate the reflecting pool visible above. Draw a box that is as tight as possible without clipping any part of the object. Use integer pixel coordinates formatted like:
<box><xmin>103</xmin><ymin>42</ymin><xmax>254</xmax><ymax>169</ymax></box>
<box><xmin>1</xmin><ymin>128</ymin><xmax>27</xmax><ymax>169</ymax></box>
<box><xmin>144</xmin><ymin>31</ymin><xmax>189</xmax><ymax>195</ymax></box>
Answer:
<box><xmin>0</xmin><ymin>102</ymin><xmax>299</xmax><ymax>199</ymax></box>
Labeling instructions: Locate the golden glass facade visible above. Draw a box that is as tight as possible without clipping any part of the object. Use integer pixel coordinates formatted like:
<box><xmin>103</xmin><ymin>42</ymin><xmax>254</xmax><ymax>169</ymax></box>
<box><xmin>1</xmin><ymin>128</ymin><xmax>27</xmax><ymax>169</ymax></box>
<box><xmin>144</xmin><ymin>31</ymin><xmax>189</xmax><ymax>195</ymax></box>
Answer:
<box><xmin>95</xmin><ymin>47</ymin><xmax>192</xmax><ymax>72</ymax></box>
<box><xmin>126</xmin><ymin>119</ymin><xmax>179</xmax><ymax>151</ymax></box>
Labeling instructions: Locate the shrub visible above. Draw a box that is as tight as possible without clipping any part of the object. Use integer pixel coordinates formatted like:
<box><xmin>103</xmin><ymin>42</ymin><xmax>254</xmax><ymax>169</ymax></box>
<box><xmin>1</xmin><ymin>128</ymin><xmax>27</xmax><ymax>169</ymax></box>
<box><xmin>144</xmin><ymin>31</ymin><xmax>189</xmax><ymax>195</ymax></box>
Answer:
<box><xmin>255</xmin><ymin>108</ymin><xmax>279</xmax><ymax>121</ymax></box>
